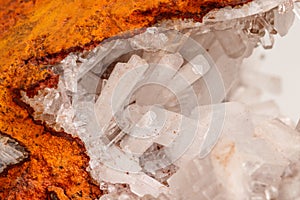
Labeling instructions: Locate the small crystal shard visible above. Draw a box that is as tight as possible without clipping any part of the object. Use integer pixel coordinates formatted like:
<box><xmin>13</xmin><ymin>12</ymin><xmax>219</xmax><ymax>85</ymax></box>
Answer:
<box><xmin>274</xmin><ymin>4</ymin><xmax>295</xmax><ymax>36</ymax></box>
<box><xmin>278</xmin><ymin>163</ymin><xmax>300</xmax><ymax>200</ymax></box>
<box><xmin>296</xmin><ymin>119</ymin><xmax>300</xmax><ymax>132</ymax></box>
<box><xmin>0</xmin><ymin>133</ymin><xmax>29</xmax><ymax>173</ymax></box>
<box><xmin>214</xmin><ymin>29</ymin><xmax>247</xmax><ymax>58</ymax></box>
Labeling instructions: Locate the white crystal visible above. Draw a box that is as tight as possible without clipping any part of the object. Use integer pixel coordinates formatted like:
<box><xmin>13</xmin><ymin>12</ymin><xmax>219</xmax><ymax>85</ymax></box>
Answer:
<box><xmin>134</xmin><ymin>53</ymin><xmax>184</xmax><ymax>106</ymax></box>
<box><xmin>95</xmin><ymin>55</ymin><xmax>149</xmax><ymax>132</ymax></box>
<box><xmin>61</xmin><ymin>54</ymin><xmax>79</xmax><ymax>92</ymax></box>
<box><xmin>275</xmin><ymin>4</ymin><xmax>295</xmax><ymax>36</ymax></box>
<box><xmin>214</xmin><ymin>29</ymin><xmax>247</xmax><ymax>58</ymax></box>
<box><xmin>130</xmin><ymin>27</ymin><xmax>169</xmax><ymax>51</ymax></box>
<box><xmin>278</xmin><ymin>163</ymin><xmax>300</xmax><ymax>200</ymax></box>
<box><xmin>254</xmin><ymin>119</ymin><xmax>300</xmax><ymax>162</ymax></box>
<box><xmin>203</xmin><ymin>0</ymin><xmax>289</xmax><ymax>22</ymax></box>
<box><xmin>0</xmin><ymin>134</ymin><xmax>28</xmax><ymax>173</ymax></box>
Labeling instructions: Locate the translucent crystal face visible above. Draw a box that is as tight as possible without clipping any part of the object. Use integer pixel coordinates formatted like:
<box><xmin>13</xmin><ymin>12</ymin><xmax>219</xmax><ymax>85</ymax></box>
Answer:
<box><xmin>20</xmin><ymin>1</ymin><xmax>300</xmax><ymax>200</ymax></box>
<box><xmin>294</xmin><ymin>0</ymin><xmax>300</xmax><ymax>18</ymax></box>
<box><xmin>0</xmin><ymin>133</ymin><xmax>29</xmax><ymax>173</ymax></box>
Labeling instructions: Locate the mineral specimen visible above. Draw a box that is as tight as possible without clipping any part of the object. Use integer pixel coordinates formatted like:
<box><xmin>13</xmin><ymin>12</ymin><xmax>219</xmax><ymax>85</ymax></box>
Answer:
<box><xmin>1</xmin><ymin>0</ymin><xmax>300</xmax><ymax>199</ymax></box>
<box><xmin>18</xmin><ymin>0</ymin><xmax>300</xmax><ymax>200</ymax></box>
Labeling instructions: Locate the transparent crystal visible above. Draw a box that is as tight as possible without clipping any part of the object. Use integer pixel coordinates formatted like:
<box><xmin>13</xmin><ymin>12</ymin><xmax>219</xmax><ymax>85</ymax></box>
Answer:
<box><xmin>296</xmin><ymin>119</ymin><xmax>300</xmax><ymax>132</ymax></box>
<box><xmin>275</xmin><ymin>3</ymin><xmax>295</xmax><ymax>36</ymax></box>
<box><xmin>0</xmin><ymin>133</ymin><xmax>29</xmax><ymax>173</ymax></box>
<box><xmin>278</xmin><ymin>163</ymin><xmax>300</xmax><ymax>200</ymax></box>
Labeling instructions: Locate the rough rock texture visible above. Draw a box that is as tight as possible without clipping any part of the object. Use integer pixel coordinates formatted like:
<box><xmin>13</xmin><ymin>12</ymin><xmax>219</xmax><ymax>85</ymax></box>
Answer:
<box><xmin>0</xmin><ymin>0</ymin><xmax>255</xmax><ymax>199</ymax></box>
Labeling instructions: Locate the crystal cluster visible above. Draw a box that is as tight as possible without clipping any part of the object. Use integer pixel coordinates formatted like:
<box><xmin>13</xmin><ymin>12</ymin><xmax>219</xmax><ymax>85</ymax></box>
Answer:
<box><xmin>21</xmin><ymin>1</ymin><xmax>300</xmax><ymax>199</ymax></box>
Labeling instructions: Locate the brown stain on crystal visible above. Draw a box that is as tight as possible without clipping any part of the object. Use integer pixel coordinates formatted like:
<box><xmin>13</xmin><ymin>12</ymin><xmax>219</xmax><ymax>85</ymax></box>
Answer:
<box><xmin>213</xmin><ymin>142</ymin><xmax>236</xmax><ymax>168</ymax></box>
<box><xmin>0</xmin><ymin>0</ymin><xmax>253</xmax><ymax>199</ymax></box>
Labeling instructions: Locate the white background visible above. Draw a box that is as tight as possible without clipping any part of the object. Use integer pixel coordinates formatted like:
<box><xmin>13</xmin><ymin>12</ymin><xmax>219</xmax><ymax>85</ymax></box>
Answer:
<box><xmin>247</xmin><ymin>16</ymin><xmax>300</xmax><ymax>123</ymax></box>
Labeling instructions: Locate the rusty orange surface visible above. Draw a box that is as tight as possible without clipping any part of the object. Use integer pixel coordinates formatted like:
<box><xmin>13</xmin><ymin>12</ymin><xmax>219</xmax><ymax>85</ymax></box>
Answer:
<box><xmin>0</xmin><ymin>0</ymin><xmax>252</xmax><ymax>199</ymax></box>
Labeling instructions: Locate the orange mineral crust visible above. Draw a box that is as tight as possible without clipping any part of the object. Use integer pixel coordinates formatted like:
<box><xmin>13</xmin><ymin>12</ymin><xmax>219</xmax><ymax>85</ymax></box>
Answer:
<box><xmin>0</xmin><ymin>0</ymin><xmax>252</xmax><ymax>199</ymax></box>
